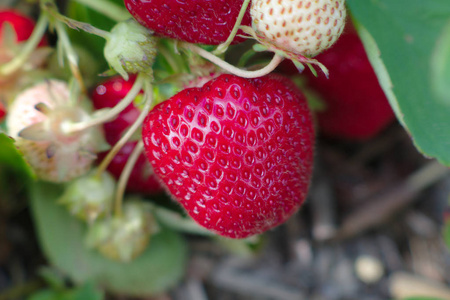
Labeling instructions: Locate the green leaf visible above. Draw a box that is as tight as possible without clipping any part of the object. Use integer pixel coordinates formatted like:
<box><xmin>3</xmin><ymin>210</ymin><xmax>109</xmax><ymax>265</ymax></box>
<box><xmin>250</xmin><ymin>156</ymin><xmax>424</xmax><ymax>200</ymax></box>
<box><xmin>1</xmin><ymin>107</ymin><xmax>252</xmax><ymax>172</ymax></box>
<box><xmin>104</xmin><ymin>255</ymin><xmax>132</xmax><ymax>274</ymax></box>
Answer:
<box><xmin>71</xmin><ymin>282</ymin><xmax>104</xmax><ymax>300</ymax></box>
<box><xmin>347</xmin><ymin>0</ymin><xmax>450</xmax><ymax>165</ymax></box>
<box><xmin>431</xmin><ymin>21</ymin><xmax>450</xmax><ymax>105</ymax></box>
<box><xmin>445</xmin><ymin>207</ymin><xmax>450</xmax><ymax>249</ymax></box>
<box><xmin>27</xmin><ymin>289</ymin><xmax>57</xmax><ymax>300</ymax></box>
<box><xmin>66</xmin><ymin>0</ymin><xmax>128</xmax><ymax>71</ymax></box>
<box><xmin>0</xmin><ymin>133</ymin><xmax>35</xmax><ymax>182</ymax></box>
<box><xmin>39</xmin><ymin>268</ymin><xmax>66</xmax><ymax>290</ymax></box>
<box><xmin>30</xmin><ymin>182</ymin><xmax>187</xmax><ymax>297</ymax></box>
<box><xmin>402</xmin><ymin>298</ymin><xmax>446</xmax><ymax>300</ymax></box>
<box><xmin>28</xmin><ymin>282</ymin><xmax>103</xmax><ymax>300</ymax></box>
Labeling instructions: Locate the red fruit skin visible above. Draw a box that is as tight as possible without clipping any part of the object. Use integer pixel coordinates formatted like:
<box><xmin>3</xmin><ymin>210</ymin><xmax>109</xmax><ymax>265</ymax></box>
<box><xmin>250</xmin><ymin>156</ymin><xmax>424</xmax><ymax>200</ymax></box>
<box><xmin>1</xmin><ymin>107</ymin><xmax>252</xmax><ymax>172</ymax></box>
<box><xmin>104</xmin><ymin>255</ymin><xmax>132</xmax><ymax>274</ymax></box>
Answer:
<box><xmin>91</xmin><ymin>76</ymin><xmax>141</xmax><ymax>145</ymax></box>
<box><xmin>0</xmin><ymin>9</ymin><xmax>47</xmax><ymax>46</ymax></box>
<box><xmin>91</xmin><ymin>76</ymin><xmax>163</xmax><ymax>194</ymax></box>
<box><xmin>142</xmin><ymin>74</ymin><xmax>315</xmax><ymax>238</ymax></box>
<box><xmin>0</xmin><ymin>101</ymin><xmax>6</xmax><ymax>122</ymax></box>
<box><xmin>124</xmin><ymin>0</ymin><xmax>251</xmax><ymax>45</ymax></box>
<box><xmin>304</xmin><ymin>27</ymin><xmax>395</xmax><ymax>140</ymax></box>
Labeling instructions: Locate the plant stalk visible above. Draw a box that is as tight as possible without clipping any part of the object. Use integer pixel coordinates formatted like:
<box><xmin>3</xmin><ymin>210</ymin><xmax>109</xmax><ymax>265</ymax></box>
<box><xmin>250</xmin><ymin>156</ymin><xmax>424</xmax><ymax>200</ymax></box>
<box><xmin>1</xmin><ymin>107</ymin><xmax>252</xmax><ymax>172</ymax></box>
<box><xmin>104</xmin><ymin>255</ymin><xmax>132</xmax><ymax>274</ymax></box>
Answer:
<box><xmin>184</xmin><ymin>43</ymin><xmax>284</xmax><ymax>78</ymax></box>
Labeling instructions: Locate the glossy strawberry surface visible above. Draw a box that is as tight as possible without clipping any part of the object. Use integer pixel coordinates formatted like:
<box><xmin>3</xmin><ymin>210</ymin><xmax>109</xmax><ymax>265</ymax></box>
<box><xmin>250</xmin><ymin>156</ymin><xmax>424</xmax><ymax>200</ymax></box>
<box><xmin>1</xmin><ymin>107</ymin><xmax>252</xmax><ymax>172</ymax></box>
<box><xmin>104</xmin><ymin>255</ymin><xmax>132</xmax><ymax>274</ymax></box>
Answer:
<box><xmin>305</xmin><ymin>26</ymin><xmax>395</xmax><ymax>140</ymax></box>
<box><xmin>91</xmin><ymin>76</ymin><xmax>141</xmax><ymax>145</ymax></box>
<box><xmin>91</xmin><ymin>76</ymin><xmax>163</xmax><ymax>194</ymax></box>
<box><xmin>142</xmin><ymin>74</ymin><xmax>315</xmax><ymax>238</ymax></box>
<box><xmin>0</xmin><ymin>9</ymin><xmax>47</xmax><ymax>46</ymax></box>
<box><xmin>124</xmin><ymin>0</ymin><xmax>251</xmax><ymax>45</ymax></box>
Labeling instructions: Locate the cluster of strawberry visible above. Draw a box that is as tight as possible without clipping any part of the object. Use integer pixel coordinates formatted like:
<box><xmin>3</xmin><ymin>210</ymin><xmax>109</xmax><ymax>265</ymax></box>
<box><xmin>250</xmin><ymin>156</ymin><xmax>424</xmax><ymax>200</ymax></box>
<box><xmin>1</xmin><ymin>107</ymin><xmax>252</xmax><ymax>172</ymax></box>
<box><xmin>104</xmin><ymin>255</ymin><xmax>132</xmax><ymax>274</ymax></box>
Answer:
<box><xmin>0</xmin><ymin>0</ymin><xmax>395</xmax><ymax>259</ymax></box>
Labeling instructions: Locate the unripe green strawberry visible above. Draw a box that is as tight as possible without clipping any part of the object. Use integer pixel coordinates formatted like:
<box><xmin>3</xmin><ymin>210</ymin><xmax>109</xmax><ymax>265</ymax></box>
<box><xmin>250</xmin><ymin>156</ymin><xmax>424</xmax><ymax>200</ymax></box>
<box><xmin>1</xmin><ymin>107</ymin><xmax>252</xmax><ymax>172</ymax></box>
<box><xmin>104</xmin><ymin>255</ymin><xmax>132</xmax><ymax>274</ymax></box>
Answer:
<box><xmin>104</xmin><ymin>19</ymin><xmax>158</xmax><ymax>80</ymax></box>
<box><xmin>59</xmin><ymin>170</ymin><xmax>116</xmax><ymax>223</ymax></box>
<box><xmin>250</xmin><ymin>0</ymin><xmax>346</xmax><ymax>60</ymax></box>
<box><xmin>85</xmin><ymin>200</ymin><xmax>157</xmax><ymax>262</ymax></box>
<box><xmin>6</xmin><ymin>80</ymin><xmax>108</xmax><ymax>182</ymax></box>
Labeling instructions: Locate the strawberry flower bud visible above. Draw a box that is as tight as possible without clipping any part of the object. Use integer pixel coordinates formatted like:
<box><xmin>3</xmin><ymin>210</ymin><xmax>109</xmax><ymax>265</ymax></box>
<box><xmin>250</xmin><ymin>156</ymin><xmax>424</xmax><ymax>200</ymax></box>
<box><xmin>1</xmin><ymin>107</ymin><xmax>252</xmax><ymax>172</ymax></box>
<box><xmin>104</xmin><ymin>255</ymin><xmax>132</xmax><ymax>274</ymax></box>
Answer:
<box><xmin>104</xmin><ymin>19</ymin><xmax>157</xmax><ymax>80</ymax></box>
<box><xmin>85</xmin><ymin>200</ymin><xmax>158</xmax><ymax>262</ymax></box>
<box><xmin>59</xmin><ymin>170</ymin><xmax>116</xmax><ymax>223</ymax></box>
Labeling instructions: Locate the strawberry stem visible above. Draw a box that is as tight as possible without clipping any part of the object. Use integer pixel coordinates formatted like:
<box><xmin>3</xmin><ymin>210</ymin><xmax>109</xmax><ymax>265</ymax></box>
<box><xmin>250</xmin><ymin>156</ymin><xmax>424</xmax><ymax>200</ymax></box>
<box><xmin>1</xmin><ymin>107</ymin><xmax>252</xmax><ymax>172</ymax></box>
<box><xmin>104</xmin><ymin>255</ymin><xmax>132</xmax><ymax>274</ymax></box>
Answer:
<box><xmin>0</xmin><ymin>14</ymin><xmax>49</xmax><ymax>76</ymax></box>
<box><xmin>72</xmin><ymin>0</ymin><xmax>130</xmax><ymax>22</ymax></box>
<box><xmin>184</xmin><ymin>43</ymin><xmax>284</xmax><ymax>78</ymax></box>
<box><xmin>213</xmin><ymin>0</ymin><xmax>251</xmax><ymax>55</ymax></box>
<box><xmin>158</xmin><ymin>45</ymin><xmax>185</xmax><ymax>74</ymax></box>
<box><xmin>64</xmin><ymin>74</ymin><xmax>144</xmax><ymax>133</ymax></box>
<box><xmin>43</xmin><ymin>1</ymin><xmax>110</xmax><ymax>39</ymax></box>
<box><xmin>96</xmin><ymin>80</ymin><xmax>154</xmax><ymax>180</ymax></box>
<box><xmin>114</xmin><ymin>140</ymin><xmax>144</xmax><ymax>217</ymax></box>
<box><xmin>54</xmin><ymin>21</ymin><xmax>86</xmax><ymax>94</ymax></box>
<box><xmin>153</xmin><ymin>207</ymin><xmax>213</xmax><ymax>236</ymax></box>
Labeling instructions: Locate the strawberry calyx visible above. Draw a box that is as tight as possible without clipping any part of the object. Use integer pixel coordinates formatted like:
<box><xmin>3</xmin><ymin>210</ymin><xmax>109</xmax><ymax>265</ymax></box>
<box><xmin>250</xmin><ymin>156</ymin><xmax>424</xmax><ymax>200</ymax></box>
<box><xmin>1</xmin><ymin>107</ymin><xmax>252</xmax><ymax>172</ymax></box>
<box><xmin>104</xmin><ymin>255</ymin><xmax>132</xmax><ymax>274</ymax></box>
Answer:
<box><xmin>17</xmin><ymin>95</ymin><xmax>108</xmax><ymax>155</ymax></box>
<box><xmin>182</xmin><ymin>42</ymin><xmax>284</xmax><ymax>79</ymax></box>
<box><xmin>240</xmin><ymin>25</ymin><xmax>330</xmax><ymax>77</ymax></box>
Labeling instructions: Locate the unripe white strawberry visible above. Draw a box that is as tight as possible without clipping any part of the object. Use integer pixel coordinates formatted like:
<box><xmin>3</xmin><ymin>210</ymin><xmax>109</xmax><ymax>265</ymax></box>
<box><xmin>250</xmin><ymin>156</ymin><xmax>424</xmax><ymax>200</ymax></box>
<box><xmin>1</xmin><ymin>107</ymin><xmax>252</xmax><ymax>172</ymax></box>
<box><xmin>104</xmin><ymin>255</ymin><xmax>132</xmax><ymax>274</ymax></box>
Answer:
<box><xmin>250</xmin><ymin>0</ymin><xmax>346</xmax><ymax>60</ymax></box>
<box><xmin>6</xmin><ymin>80</ymin><xmax>108</xmax><ymax>182</ymax></box>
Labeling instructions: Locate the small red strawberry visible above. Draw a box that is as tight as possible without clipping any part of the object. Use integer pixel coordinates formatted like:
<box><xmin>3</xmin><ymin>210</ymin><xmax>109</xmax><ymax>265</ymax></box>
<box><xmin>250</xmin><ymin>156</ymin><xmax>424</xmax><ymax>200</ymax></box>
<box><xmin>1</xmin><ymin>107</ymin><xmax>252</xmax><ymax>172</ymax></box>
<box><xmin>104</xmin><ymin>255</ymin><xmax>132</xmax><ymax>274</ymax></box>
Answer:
<box><xmin>304</xmin><ymin>25</ymin><xmax>396</xmax><ymax>140</ymax></box>
<box><xmin>91</xmin><ymin>76</ymin><xmax>141</xmax><ymax>145</ymax></box>
<box><xmin>0</xmin><ymin>9</ymin><xmax>47</xmax><ymax>47</ymax></box>
<box><xmin>124</xmin><ymin>0</ymin><xmax>252</xmax><ymax>45</ymax></box>
<box><xmin>0</xmin><ymin>9</ymin><xmax>49</xmax><ymax>104</ymax></box>
<box><xmin>142</xmin><ymin>74</ymin><xmax>315</xmax><ymax>239</ymax></box>
<box><xmin>91</xmin><ymin>76</ymin><xmax>163</xmax><ymax>194</ymax></box>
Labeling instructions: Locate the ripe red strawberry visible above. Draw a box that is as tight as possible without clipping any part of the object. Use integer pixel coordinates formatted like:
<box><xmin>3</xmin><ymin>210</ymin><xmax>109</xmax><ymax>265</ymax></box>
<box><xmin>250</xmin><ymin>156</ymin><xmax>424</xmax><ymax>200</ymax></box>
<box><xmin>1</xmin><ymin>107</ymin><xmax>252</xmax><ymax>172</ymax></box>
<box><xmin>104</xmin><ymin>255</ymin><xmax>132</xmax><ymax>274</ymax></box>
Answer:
<box><xmin>124</xmin><ymin>0</ymin><xmax>252</xmax><ymax>45</ymax></box>
<box><xmin>304</xmin><ymin>26</ymin><xmax>395</xmax><ymax>140</ymax></box>
<box><xmin>142</xmin><ymin>74</ymin><xmax>315</xmax><ymax>238</ymax></box>
<box><xmin>91</xmin><ymin>76</ymin><xmax>163</xmax><ymax>194</ymax></box>
<box><xmin>0</xmin><ymin>9</ymin><xmax>47</xmax><ymax>46</ymax></box>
